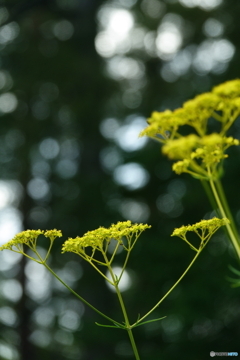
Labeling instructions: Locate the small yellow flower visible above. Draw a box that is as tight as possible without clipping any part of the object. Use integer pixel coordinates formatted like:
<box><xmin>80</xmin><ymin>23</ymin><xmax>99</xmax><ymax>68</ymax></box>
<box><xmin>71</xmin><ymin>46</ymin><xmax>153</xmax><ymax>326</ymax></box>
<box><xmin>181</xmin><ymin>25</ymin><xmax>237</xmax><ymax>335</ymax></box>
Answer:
<box><xmin>62</xmin><ymin>221</ymin><xmax>151</xmax><ymax>255</ymax></box>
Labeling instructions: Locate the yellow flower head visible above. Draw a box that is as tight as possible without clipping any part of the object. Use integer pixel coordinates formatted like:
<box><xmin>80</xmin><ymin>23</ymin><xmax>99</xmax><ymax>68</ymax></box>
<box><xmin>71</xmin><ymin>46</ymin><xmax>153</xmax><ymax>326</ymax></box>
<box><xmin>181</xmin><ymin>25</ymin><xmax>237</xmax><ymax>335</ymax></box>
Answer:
<box><xmin>184</xmin><ymin>92</ymin><xmax>220</xmax><ymax>114</ymax></box>
<box><xmin>140</xmin><ymin>79</ymin><xmax>240</xmax><ymax>180</ymax></box>
<box><xmin>183</xmin><ymin>92</ymin><xmax>221</xmax><ymax>135</ymax></box>
<box><xmin>172</xmin><ymin>159</ymin><xmax>191</xmax><ymax>175</ymax></box>
<box><xmin>213</xmin><ymin>79</ymin><xmax>240</xmax><ymax>98</ymax></box>
<box><xmin>190</xmin><ymin>134</ymin><xmax>239</xmax><ymax>167</ymax></box>
<box><xmin>140</xmin><ymin>79</ymin><xmax>240</xmax><ymax>143</ymax></box>
<box><xmin>171</xmin><ymin>217</ymin><xmax>230</xmax><ymax>251</ymax></box>
<box><xmin>62</xmin><ymin>221</ymin><xmax>151</xmax><ymax>255</ymax></box>
<box><xmin>0</xmin><ymin>230</ymin><xmax>44</xmax><ymax>251</ymax></box>
<box><xmin>139</xmin><ymin>108</ymin><xmax>188</xmax><ymax>141</ymax></box>
<box><xmin>162</xmin><ymin>134</ymin><xmax>200</xmax><ymax>160</ymax></box>
<box><xmin>44</xmin><ymin>229</ymin><xmax>63</xmax><ymax>241</ymax></box>
<box><xmin>0</xmin><ymin>229</ymin><xmax>62</xmax><ymax>253</ymax></box>
<box><xmin>167</xmin><ymin>133</ymin><xmax>239</xmax><ymax>178</ymax></box>
<box><xmin>230</xmin><ymin>97</ymin><xmax>240</xmax><ymax>108</ymax></box>
<box><xmin>172</xmin><ymin>217</ymin><xmax>229</xmax><ymax>235</ymax></box>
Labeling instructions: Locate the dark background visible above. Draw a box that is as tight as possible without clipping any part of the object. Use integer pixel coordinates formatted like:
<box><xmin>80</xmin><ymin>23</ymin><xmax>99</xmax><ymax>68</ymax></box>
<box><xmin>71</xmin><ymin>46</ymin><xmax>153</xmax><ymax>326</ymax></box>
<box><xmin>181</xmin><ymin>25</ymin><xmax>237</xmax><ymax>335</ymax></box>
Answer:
<box><xmin>0</xmin><ymin>0</ymin><xmax>240</xmax><ymax>359</ymax></box>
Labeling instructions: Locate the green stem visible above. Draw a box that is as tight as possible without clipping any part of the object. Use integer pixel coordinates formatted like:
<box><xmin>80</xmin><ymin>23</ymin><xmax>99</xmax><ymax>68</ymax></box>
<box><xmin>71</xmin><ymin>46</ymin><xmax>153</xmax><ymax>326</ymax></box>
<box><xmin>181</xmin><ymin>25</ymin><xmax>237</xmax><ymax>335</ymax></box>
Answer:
<box><xmin>181</xmin><ymin>237</ymin><xmax>198</xmax><ymax>252</ymax></box>
<box><xmin>87</xmin><ymin>259</ymin><xmax>113</xmax><ymax>283</ymax></box>
<box><xmin>44</xmin><ymin>240</ymin><xmax>54</xmax><ymax>262</ymax></box>
<box><xmin>11</xmin><ymin>249</ymin><xmax>42</xmax><ymax>264</ymax></box>
<box><xmin>118</xmin><ymin>250</ymin><xmax>131</xmax><ymax>284</ymax></box>
<box><xmin>209</xmin><ymin>179</ymin><xmax>240</xmax><ymax>259</ymax></box>
<box><xmin>201</xmin><ymin>180</ymin><xmax>218</xmax><ymax>213</ymax></box>
<box><xmin>117</xmin><ymin>234</ymin><xmax>141</xmax><ymax>284</ymax></box>
<box><xmin>215</xmin><ymin>179</ymin><xmax>240</xmax><ymax>242</ymax></box>
<box><xmin>220</xmin><ymin>109</ymin><xmax>240</xmax><ymax>135</ymax></box>
<box><xmin>132</xmin><ymin>248</ymin><xmax>202</xmax><ymax>327</ymax></box>
<box><xmin>107</xmin><ymin>264</ymin><xmax>140</xmax><ymax>360</ymax></box>
<box><xmin>109</xmin><ymin>242</ymin><xmax>121</xmax><ymax>265</ymax></box>
<box><xmin>43</xmin><ymin>262</ymin><xmax>122</xmax><ymax>327</ymax></box>
<box><xmin>212</xmin><ymin>111</ymin><xmax>224</xmax><ymax>123</ymax></box>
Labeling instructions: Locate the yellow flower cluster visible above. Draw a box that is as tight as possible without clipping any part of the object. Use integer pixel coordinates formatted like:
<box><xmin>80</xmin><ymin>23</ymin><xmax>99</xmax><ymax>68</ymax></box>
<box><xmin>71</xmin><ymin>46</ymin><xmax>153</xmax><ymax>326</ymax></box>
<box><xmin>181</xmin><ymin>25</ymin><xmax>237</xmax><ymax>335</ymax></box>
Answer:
<box><xmin>62</xmin><ymin>221</ymin><xmax>151</xmax><ymax>256</ymax></box>
<box><xmin>162</xmin><ymin>134</ymin><xmax>199</xmax><ymax>160</ymax></box>
<box><xmin>44</xmin><ymin>229</ymin><xmax>62</xmax><ymax>241</ymax></box>
<box><xmin>140</xmin><ymin>79</ymin><xmax>240</xmax><ymax>179</ymax></box>
<box><xmin>163</xmin><ymin>133</ymin><xmax>239</xmax><ymax>178</ymax></box>
<box><xmin>191</xmin><ymin>135</ymin><xmax>239</xmax><ymax>166</ymax></box>
<box><xmin>213</xmin><ymin>79</ymin><xmax>240</xmax><ymax>98</ymax></box>
<box><xmin>171</xmin><ymin>217</ymin><xmax>229</xmax><ymax>251</ymax></box>
<box><xmin>139</xmin><ymin>108</ymin><xmax>188</xmax><ymax>141</ymax></box>
<box><xmin>183</xmin><ymin>92</ymin><xmax>221</xmax><ymax>136</ymax></box>
<box><xmin>0</xmin><ymin>229</ymin><xmax>62</xmax><ymax>253</ymax></box>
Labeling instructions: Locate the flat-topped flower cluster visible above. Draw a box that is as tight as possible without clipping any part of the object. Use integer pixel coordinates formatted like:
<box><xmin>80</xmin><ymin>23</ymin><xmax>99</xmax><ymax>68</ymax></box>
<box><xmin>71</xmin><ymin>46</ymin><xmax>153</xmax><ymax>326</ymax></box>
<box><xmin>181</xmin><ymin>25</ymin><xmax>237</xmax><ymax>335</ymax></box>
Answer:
<box><xmin>62</xmin><ymin>221</ymin><xmax>151</xmax><ymax>255</ymax></box>
<box><xmin>140</xmin><ymin>79</ymin><xmax>240</xmax><ymax>180</ymax></box>
<box><xmin>0</xmin><ymin>229</ymin><xmax>62</xmax><ymax>253</ymax></box>
<box><xmin>171</xmin><ymin>217</ymin><xmax>230</xmax><ymax>251</ymax></box>
<box><xmin>172</xmin><ymin>217</ymin><xmax>229</xmax><ymax>237</ymax></box>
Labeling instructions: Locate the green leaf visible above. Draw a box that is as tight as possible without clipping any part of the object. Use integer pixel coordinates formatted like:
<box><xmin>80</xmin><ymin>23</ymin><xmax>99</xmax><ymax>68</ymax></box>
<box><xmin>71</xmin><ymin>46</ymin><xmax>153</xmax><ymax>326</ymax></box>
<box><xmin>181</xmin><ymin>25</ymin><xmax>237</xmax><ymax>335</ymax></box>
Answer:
<box><xmin>226</xmin><ymin>277</ymin><xmax>240</xmax><ymax>287</ymax></box>
<box><xmin>95</xmin><ymin>322</ymin><xmax>126</xmax><ymax>329</ymax></box>
<box><xmin>229</xmin><ymin>265</ymin><xmax>240</xmax><ymax>276</ymax></box>
<box><xmin>132</xmin><ymin>316</ymin><xmax>166</xmax><ymax>328</ymax></box>
<box><xmin>226</xmin><ymin>265</ymin><xmax>240</xmax><ymax>287</ymax></box>
<box><xmin>230</xmin><ymin>282</ymin><xmax>240</xmax><ymax>288</ymax></box>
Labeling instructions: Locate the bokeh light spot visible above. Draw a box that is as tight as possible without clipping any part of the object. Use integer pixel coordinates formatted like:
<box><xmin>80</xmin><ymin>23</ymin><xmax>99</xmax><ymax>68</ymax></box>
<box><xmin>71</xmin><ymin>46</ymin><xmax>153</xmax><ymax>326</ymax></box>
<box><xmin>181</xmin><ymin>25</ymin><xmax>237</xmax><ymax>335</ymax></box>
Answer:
<box><xmin>99</xmin><ymin>118</ymin><xmax>120</xmax><ymax>139</ymax></box>
<box><xmin>0</xmin><ymin>93</ymin><xmax>18</xmax><ymax>113</ymax></box>
<box><xmin>0</xmin><ymin>22</ymin><xmax>19</xmax><ymax>44</ymax></box>
<box><xmin>100</xmin><ymin>146</ymin><xmax>123</xmax><ymax>172</ymax></box>
<box><xmin>203</xmin><ymin>18</ymin><xmax>224</xmax><ymax>38</ymax></box>
<box><xmin>106</xmin><ymin>266</ymin><xmax>132</xmax><ymax>292</ymax></box>
<box><xmin>27</xmin><ymin>178</ymin><xmax>50</xmax><ymax>200</ymax></box>
<box><xmin>2</xmin><ymin>279</ymin><xmax>23</xmax><ymax>302</ymax></box>
<box><xmin>58</xmin><ymin>310</ymin><xmax>81</xmax><ymax>331</ymax></box>
<box><xmin>0</xmin><ymin>207</ymin><xmax>23</xmax><ymax>245</ymax></box>
<box><xmin>53</xmin><ymin>20</ymin><xmax>74</xmax><ymax>41</ymax></box>
<box><xmin>120</xmin><ymin>199</ymin><xmax>150</xmax><ymax>222</ymax></box>
<box><xmin>56</xmin><ymin>159</ymin><xmax>78</xmax><ymax>179</ymax></box>
<box><xmin>0</xmin><ymin>307</ymin><xmax>18</xmax><ymax>327</ymax></box>
<box><xmin>115</xmin><ymin>117</ymin><xmax>147</xmax><ymax>152</ymax></box>
<box><xmin>30</xmin><ymin>330</ymin><xmax>51</xmax><ymax>348</ymax></box>
<box><xmin>113</xmin><ymin>162</ymin><xmax>149</xmax><ymax>190</ymax></box>
<box><xmin>39</xmin><ymin>138</ymin><xmax>60</xmax><ymax>159</ymax></box>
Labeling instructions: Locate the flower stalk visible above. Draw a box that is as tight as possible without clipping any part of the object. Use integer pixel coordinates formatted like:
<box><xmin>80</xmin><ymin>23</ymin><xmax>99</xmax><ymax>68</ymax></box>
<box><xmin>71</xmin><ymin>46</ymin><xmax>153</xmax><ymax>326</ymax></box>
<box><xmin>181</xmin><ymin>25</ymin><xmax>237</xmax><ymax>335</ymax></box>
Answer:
<box><xmin>0</xmin><ymin>218</ymin><xmax>229</xmax><ymax>359</ymax></box>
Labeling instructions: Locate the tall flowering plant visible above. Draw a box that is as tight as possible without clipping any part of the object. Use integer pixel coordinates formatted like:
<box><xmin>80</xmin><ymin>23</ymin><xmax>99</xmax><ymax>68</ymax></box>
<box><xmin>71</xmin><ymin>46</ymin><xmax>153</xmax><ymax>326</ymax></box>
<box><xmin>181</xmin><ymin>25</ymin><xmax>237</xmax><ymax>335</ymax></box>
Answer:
<box><xmin>0</xmin><ymin>219</ymin><xmax>229</xmax><ymax>359</ymax></box>
<box><xmin>140</xmin><ymin>79</ymin><xmax>240</xmax><ymax>262</ymax></box>
<box><xmin>1</xmin><ymin>79</ymin><xmax>239</xmax><ymax>358</ymax></box>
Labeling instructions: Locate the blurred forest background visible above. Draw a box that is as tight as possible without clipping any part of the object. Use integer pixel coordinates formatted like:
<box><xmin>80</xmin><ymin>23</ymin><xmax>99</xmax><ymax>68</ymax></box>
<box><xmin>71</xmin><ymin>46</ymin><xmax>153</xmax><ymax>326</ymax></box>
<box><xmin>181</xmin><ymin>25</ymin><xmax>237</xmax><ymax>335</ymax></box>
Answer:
<box><xmin>0</xmin><ymin>0</ymin><xmax>240</xmax><ymax>359</ymax></box>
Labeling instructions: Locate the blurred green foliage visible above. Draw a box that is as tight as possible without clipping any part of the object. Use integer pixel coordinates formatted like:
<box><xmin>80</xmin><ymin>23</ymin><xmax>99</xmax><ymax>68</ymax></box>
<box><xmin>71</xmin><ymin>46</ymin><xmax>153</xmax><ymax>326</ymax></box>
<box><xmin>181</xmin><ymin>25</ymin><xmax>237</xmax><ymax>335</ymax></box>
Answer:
<box><xmin>0</xmin><ymin>0</ymin><xmax>240</xmax><ymax>359</ymax></box>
